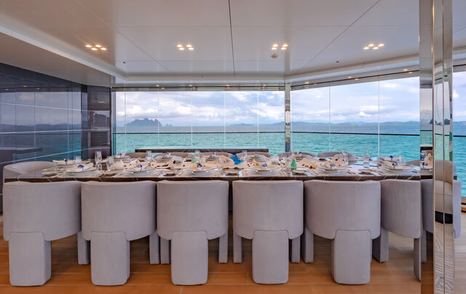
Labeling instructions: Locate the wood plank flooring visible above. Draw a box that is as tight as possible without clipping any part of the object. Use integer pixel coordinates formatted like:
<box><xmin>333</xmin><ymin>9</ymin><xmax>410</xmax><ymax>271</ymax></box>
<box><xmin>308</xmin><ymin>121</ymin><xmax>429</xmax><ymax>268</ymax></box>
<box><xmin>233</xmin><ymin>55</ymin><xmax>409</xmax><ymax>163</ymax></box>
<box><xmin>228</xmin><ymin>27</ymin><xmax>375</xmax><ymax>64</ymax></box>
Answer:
<box><xmin>0</xmin><ymin>215</ymin><xmax>465</xmax><ymax>294</ymax></box>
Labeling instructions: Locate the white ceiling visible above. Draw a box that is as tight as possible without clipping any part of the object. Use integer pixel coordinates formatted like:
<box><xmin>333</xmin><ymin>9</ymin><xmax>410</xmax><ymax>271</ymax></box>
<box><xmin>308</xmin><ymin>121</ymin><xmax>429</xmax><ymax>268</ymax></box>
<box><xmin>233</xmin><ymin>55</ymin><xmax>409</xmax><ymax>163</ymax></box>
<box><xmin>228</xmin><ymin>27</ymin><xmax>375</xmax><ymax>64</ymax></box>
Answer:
<box><xmin>0</xmin><ymin>0</ymin><xmax>465</xmax><ymax>85</ymax></box>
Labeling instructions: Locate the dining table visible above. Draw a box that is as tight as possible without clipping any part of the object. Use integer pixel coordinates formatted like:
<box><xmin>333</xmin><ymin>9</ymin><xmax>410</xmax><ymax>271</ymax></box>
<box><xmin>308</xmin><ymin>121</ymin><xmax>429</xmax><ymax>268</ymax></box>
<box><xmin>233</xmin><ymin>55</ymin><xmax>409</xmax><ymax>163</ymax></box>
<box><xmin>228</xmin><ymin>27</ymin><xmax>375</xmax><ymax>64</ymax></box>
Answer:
<box><xmin>4</xmin><ymin>153</ymin><xmax>432</xmax><ymax>184</ymax></box>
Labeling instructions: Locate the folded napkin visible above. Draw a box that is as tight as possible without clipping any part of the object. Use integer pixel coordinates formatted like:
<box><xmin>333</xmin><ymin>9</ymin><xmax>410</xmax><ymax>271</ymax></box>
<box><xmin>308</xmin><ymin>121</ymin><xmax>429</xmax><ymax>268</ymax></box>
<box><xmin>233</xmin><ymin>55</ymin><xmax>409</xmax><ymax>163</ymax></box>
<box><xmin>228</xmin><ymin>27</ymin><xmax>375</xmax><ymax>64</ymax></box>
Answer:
<box><xmin>66</xmin><ymin>162</ymin><xmax>94</xmax><ymax>173</ymax></box>
<box><xmin>112</xmin><ymin>160</ymin><xmax>125</xmax><ymax>170</ymax></box>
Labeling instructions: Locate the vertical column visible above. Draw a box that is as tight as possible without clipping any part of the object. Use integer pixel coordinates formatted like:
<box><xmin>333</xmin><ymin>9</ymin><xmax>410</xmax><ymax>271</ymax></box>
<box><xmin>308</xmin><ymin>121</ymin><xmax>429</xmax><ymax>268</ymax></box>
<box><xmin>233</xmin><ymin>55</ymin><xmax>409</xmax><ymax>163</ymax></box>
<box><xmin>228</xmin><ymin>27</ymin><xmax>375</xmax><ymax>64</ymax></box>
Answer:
<box><xmin>420</xmin><ymin>0</ymin><xmax>454</xmax><ymax>293</ymax></box>
<box><xmin>284</xmin><ymin>83</ymin><xmax>291</xmax><ymax>152</ymax></box>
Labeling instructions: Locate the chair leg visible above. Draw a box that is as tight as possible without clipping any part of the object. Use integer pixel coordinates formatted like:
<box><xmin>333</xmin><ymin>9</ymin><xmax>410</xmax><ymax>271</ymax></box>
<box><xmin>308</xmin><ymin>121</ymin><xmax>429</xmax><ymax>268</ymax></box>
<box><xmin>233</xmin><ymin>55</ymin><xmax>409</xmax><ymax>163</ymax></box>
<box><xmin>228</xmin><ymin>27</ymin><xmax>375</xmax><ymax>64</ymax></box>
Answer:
<box><xmin>372</xmin><ymin>228</ymin><xmax>389</xmax><ymax>263</ymax></box>
<box><xmin>218</xmin><ymin>233</ymin><xmax>228</xmax><ymax>263</ymax></box>
<box><xmin>8</xmin><ymin>232</ymin><xmax>51</xmax><ymax>286</ymax></box>
<box><xmin>421</xmin><ymin>230</ymin><xmax>427</xmax><ymax>263</ymax></box>
<box><xmin>171</xmin><ymin>231</ymin><xmax>208</xmax><ymax>285</ymax></box>
<box><xmin>414</xmin><ymin>238</ymin><xmax>421</xmax><ymax>281</ymax></box>
<box><xmin>160</xmin><ymin>238</ymin><xmax>170</xmax><ymax>264</ymax></box>
<box><xmin>252</xmin><ymin>230</ymin><xmax>289</xmax><ymax>284</ymax></box>
<box><xmin>90</xmin><ymin>232</ymin><xmax>130</xmax><ymax>286</ymax></box>
<box><xmin>233</xmin><ymin>231</ymin><xmax>242</xmax><ymax>263</ymax></box>
<box><xmin>290</xmin><ymin>236</ymin><xmax>300</xmax><ymax>263</ymax></box>
<box><xmin>77</xmin><ymin>231</ymin><xmax>90</xmax><ymax>265</ymax></box>
<box><xmin>149</xmin><ymin>231</ymin><xmax>160</xmax><ymax>264</ymax></box>
<box><xmin>332</xmin><ymin>230</ymin><xmax>372</xmax><ymax>285</ymax></box>
<box><xmin>301</xmin><ymin>227</ymin><xmax>314</xmax><ymax>263</ymax></box>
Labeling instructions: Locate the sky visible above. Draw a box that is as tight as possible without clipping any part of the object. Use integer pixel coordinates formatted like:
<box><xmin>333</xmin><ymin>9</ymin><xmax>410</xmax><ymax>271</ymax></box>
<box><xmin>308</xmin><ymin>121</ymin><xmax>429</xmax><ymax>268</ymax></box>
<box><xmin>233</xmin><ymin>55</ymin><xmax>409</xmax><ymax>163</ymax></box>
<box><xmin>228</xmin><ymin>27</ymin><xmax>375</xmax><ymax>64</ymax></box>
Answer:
<box><xmin>116</xmin><ymin>72</ymin><xmax>466</xmax><ymax>127</ymax></box>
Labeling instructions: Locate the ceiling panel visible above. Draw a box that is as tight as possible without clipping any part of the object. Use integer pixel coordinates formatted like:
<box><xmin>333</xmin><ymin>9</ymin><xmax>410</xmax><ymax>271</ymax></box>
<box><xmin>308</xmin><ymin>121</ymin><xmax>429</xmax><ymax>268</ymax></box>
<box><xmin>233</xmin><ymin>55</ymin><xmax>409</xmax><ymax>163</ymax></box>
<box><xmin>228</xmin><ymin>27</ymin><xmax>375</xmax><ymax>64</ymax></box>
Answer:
<box><xmin>232</xmin><ymin>25</ymin><xmax>348</xmax><ymax>73</ymax></box>
<box><xmin>118</xmin><ymin>26</ymin><xmax>233</xmax><ymax>62</ymax></box>
<box><xmin>230</xmin><ymin>0</ymin><xmax>378</xmax><ymax>26</ymax></box>
<box><xmin>75</xmin><ymin>0</ymin><xmax>230</xmax><ymax>27</ymax></box>
<box><xmin>304</xmin><ymin>24</ymin><xmax>419</xmax><ymax>72</ymax></box>
<box><xmin>116</xmin><ymin>60</ymin><xmax>167</xmax><ymax>74</ymax></box>
<box><xmin>235</xmin><ymin>60</ymin><xmax>287</xmax><ymax>74</ymax></box>
<box><xmin>0</xmin><ymin>0</ymin><xmax>107</xmax><ymax>29</ymax></box>
<box><xmin>156</xmin><ymin>60</ymin><xmax>234</xmax><ymax>73</ymax></box>
<box><xmin>39</xmin><ymin>28</ymin><xmax>153</xmax><ymax>64</ymax></box>
<box><xmin>0</xmin><ymin>0</ymin><xmax>465</xmax><ymax>81</ymax></box>
<box><xmin>357</xmin><ymin>0</ymin><xmax>418</xmax><ymax>26</ymax></box>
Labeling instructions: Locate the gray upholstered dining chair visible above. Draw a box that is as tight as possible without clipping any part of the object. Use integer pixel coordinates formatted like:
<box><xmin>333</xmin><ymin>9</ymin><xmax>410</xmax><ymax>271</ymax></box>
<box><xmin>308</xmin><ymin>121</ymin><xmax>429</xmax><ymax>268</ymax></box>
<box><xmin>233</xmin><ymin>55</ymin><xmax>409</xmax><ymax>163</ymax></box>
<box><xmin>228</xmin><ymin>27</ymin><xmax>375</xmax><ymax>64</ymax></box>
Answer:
<box><xmin>233</xmin><ymin>180</ymin><xmax>303</xmax><ymax>284</ymax></box>
<box><xmin>372</xmin><ymin>180</ymin><xmax>422</xmax><ymax>281</ymax></box>
<box><xmin>303</xmin><ymin>180</ymin><xmax>380</xmax><ymax>284</ymax></box>
<box><xmin>157</xmin><ymin>180</ymin><xmax>229</xmax><ymax>285</ymax></box>
<box><xmin>3</xmin><ymin>181</ymin><xmax>86</xmax><ymax>286</ymax></box>
<box><xmin>420</xmin><ymin>178</ymin><xmax>462</xmax><ymax>262</ymax></box>
<box><xmin>81</xmin><ymin>181</ymin><xmax>158</xmax><ymax>286</ymax></box>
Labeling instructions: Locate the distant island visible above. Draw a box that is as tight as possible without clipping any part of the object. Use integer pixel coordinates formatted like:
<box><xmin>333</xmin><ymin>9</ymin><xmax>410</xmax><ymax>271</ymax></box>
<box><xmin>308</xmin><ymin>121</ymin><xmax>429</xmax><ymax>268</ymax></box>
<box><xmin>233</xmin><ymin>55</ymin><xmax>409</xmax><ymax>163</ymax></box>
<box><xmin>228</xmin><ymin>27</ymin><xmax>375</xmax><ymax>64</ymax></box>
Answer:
<box><xmin>116</xmin><ymin>118</ymin><xmax>466</xmax><ymax>135</ymax></box>
<box><xmin>125</xmin><ymin>118</ymin><xmax>162</xmax><ymax>128</ymax></box>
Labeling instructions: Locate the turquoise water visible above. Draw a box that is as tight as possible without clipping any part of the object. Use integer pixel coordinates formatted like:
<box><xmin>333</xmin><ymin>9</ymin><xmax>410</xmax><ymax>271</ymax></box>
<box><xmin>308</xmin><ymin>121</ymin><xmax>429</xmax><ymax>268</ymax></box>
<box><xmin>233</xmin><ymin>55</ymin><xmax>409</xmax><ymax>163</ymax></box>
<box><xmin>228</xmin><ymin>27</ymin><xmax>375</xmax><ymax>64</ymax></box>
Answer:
<box><xmin>114</xmin><ymin>132</ymin><xmax>466</xmax><ymax>194</ymax></box>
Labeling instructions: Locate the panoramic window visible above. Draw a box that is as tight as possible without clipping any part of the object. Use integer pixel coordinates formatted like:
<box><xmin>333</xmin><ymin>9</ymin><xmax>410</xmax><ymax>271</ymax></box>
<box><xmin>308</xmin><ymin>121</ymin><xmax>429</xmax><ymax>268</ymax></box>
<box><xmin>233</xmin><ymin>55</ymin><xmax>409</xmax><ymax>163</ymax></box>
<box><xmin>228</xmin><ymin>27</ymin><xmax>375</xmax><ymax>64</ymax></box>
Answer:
<box><xmin>114</xmin><ymin>90</ymin><xmax>285</xmax><ymax>154</ymax></box>
<box><xmin>453</xmin><ymin>71</ymin><xmax>466</xmax><ymax>194</ymax></box>
<box><xmin>291</xmin><ymin>76</ymin><xmax>420</xmax><ymax>159</ymax></box>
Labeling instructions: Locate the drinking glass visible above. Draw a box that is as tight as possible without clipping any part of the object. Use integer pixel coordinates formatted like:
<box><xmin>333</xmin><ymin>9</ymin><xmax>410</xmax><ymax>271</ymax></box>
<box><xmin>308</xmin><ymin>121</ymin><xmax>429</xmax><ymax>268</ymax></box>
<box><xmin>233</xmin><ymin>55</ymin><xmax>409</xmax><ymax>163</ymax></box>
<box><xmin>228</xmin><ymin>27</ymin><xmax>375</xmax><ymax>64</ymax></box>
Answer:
<box><xmin>106</xmin><ymin>156</ymin><xmax>114</xmax><ymax>171</ymax></box>
<box><xmin>95</xmin><ymin>151</ymin><xmax>102</xmax><ymax>170</ymax></box>
<box><xmin>363</xmin><ymin>152</ymin><xmax>370</xmax><ymax>168</ymax></box>
<box><xmin>74</xmin><ymin>155</ymin><xmax>82</xmax><ymax>164</ymax></box>
<box><xmin>145</xmin><ymin>150</ymin><xmax>152</xmax><ymax>161</ymax></box>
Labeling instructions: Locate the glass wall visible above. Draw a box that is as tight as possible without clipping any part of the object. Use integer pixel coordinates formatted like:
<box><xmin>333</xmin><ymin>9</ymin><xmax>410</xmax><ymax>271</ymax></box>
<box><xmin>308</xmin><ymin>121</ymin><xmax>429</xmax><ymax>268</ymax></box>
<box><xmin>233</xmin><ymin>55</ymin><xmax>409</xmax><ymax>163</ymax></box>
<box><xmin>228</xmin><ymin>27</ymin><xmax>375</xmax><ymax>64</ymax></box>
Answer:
<box><xmin>453</xmin><ymin>71</ymin><xmax>466</xmax><ymax>194</ymax></box>
<box><xmin>114</xmin><ymin>90</ymin><xmax>285</xmax><ymax>154</ymax></box>
<box><xmin>291</xmin><ymin>76</ymin><xmax>420</xmax><ymax>159</ymax></box>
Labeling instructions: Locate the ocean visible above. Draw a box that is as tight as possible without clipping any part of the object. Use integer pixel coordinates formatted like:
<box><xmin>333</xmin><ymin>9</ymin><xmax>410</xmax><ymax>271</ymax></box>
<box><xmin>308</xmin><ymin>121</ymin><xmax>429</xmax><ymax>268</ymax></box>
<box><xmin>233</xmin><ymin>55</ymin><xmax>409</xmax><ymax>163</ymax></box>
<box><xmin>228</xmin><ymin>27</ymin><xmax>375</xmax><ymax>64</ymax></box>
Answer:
<box><xmin>114</xmin><ymin>132</ymin><xmax>466</xmax><ymax>195</ymax></box>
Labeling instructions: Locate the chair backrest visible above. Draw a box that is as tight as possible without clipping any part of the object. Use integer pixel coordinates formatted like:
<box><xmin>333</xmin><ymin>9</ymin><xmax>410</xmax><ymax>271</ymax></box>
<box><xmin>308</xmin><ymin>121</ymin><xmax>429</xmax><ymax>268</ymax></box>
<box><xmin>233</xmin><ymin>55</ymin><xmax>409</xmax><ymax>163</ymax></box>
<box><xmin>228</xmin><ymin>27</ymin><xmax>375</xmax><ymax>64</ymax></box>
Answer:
<box><xmin>157</xmin><ymin>181</ymin><xmax>229</xmax><ymax>240</ymax></box>
<box><xmin>81</xmin><ymin>181</ymin><xmax>156</xmax><ymax>241</ymax></box>
<box><xmin>380</xmin><ymin>180</ymin><xmax>422</xmax><ymax>238</ymax></box>
<box><xmin>304</xmin><ymin>180</ymin><xmax>380</xmax><ymax>239</ymax></box>
<box><xmin>233</xmin><ymin>180</ymin><xmax>303</xmax><ymax>239</ymax></box>
<box><xmin>3</xmin><ymin>181</ymin><xmax>81</xmax><ymax>241</ymax></box>
<box><xmin>421</xmin><ymin>179</ymin><xmax>461</xmax><ymax>238</ymax></box>
<box><xmin>3</xmin><ymin>161</ymin><xmax>55</xmax><ymax>181</ymax></box>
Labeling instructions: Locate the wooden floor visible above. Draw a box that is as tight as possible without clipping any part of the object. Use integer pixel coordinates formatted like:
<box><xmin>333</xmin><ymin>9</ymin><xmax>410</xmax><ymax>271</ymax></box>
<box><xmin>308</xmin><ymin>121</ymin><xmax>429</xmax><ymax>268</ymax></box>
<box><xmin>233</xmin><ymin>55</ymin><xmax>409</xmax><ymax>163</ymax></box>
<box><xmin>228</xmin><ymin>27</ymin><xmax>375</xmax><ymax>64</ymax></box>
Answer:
<box><xmin>0</xmin><ymin>215</ymin><xmax>465</xmax><ymax>294</ymax></box>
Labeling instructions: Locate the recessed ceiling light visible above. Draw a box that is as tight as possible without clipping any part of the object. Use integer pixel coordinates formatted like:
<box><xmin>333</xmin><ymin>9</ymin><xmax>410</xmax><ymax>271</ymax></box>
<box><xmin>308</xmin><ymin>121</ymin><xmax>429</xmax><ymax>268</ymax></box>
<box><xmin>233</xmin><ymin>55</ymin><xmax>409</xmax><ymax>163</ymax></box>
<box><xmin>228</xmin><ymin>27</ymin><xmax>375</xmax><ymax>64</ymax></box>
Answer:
<box><xmin>271</xmin><ymin>42</ymin><xmax>289</xmax><ymax>51</ymax></box>
<box><xmin>363</xmin><ymin>42</ymin><xmax>385</xmax><ymax>51</ymax></box>
<box><xmin>86</xmin><ymin>43</ymin><xmax>108</xmax><ymax>52</ymax></box>
<box><xmin>403</xmin><ymin>68</ymin><xmax>408</xmax><ymax>72</ymax></box>
<box><xmin>177</xmin><ymin>43</ymin><xmax>194</xmax><ymax>51</ymax></box>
